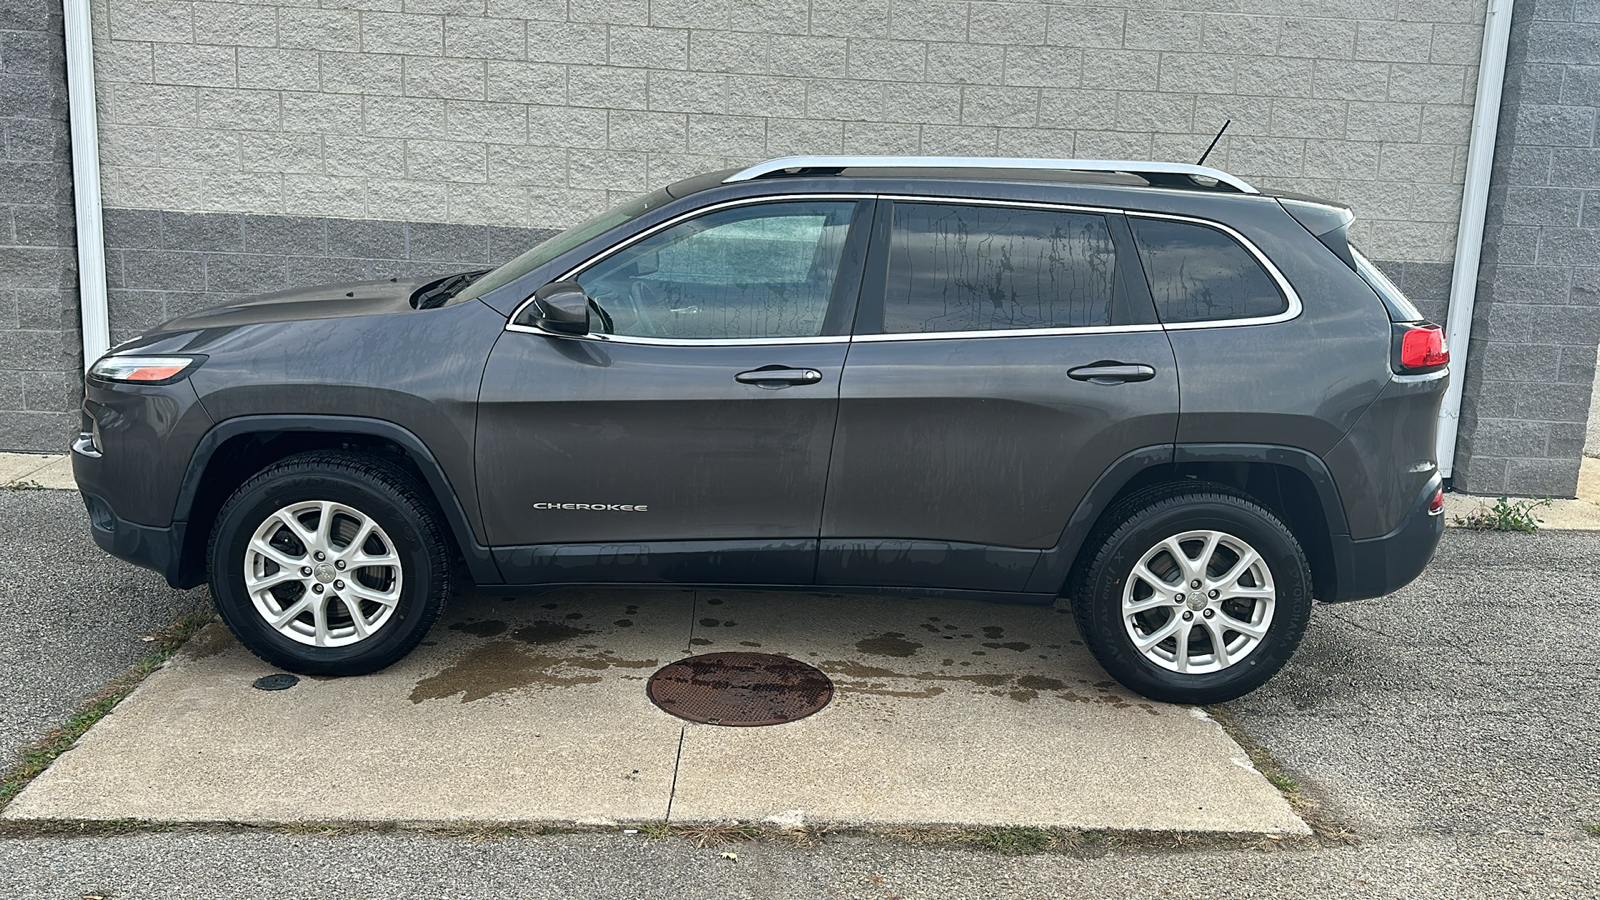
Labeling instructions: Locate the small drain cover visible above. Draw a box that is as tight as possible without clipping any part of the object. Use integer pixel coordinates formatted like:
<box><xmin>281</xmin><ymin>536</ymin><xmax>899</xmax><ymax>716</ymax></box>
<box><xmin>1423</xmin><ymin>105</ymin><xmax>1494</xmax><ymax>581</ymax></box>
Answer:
<box><xmin>252</xmin><ymin>673</ymin><xmax>299</xmax><ymax>691</ymax></box>
<box><xmin>647</xmin><ymin>652</ymin><xmax>833</xmax><ymax>726</ymax></box>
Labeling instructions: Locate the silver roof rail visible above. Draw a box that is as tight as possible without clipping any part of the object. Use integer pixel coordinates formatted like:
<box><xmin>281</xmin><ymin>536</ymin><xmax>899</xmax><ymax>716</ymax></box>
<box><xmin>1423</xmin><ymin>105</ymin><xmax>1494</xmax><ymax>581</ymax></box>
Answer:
<box><xmin>722</xmin><ymin>156</ymin><xmax>1259</xmax><ymax>194</ymax></box>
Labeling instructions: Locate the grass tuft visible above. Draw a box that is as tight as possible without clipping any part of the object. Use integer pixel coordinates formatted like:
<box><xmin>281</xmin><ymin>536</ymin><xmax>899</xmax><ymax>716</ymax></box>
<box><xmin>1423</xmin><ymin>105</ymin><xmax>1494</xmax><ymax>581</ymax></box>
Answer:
<box><xmin>1583</xmin><ymin>823</ymin><xmax>1600</xmax><ymax>837</ymax></box>
<box><xmin>0</xmin><ymin>611</ymin><xmax>213</xmax><ymax>811</ymax></box>
<box><xmin>974</xmin><ymin>826</ymin><xmax>1055</xmax><ymax>855</ymax></box>
<box><xmin>0</xmin><ymin>479</ymin><xmax>48</xmax><ymax>491</ymax></box>
<box><xmin>1266</xmin><ymin>773</ymin><xmax>1300</xmax><ymax>793</ymax></box>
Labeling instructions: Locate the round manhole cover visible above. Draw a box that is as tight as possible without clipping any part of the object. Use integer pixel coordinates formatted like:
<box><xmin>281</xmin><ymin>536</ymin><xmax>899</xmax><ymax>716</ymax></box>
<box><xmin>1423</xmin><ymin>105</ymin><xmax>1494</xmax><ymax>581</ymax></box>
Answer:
<box><xmin>647</xmin><ymin>652</ymin><xmax>833</xmax><ymax>726</ymax></box>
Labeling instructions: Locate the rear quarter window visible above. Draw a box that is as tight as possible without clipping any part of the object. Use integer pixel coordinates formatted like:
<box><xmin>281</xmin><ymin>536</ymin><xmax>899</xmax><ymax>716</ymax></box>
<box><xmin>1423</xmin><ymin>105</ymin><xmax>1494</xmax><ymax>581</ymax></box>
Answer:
<box><xmin>1128</xmin><ymin>217</ymin><xmax>1288</xmax><ymax>325</ymax></box>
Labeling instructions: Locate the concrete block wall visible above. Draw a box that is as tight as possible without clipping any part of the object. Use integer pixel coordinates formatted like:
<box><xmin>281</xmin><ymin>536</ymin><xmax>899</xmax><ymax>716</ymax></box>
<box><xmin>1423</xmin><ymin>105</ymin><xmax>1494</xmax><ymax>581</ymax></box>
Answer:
<box><xmin>1453</xmin><ymin>0</ymin><xmax>1600</xmax><ymax>497</ymax></box>
<box><xmin>82</xmin><ymin>0</ymin><xmax>1488</xmax><ymax>261</ymax></box>
<box><xmin>0</xmin><ymin>0</ymin><xmax>83</xmax><ymax>451</ymax></box>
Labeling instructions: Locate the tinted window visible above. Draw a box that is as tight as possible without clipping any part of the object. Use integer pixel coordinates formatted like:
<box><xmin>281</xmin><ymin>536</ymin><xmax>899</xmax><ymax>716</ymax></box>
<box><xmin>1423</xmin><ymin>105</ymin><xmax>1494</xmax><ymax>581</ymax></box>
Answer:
<box><xmin>577</xmin><ymin>201</ymin><xmax>857</xmax><ymax>340</ymax></box>
<box><xmin>1128</xmin><ymin>217</ymin><xmax>1287</xmax><ymax>324</ymax></box>
<box><xmin>883</xmin><ymin>202</ymin><xmax>1117</xmax><ymax>334</ymax></box>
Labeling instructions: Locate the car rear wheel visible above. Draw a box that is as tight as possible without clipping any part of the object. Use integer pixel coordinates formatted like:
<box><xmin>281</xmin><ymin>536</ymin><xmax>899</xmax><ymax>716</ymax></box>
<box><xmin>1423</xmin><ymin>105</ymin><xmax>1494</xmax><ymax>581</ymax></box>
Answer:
<box><xmin>208</xmin><ymin>451</ymin><xmax>451</xmax><ymax>676</ymax></box>
<box><xmin>1072</xmin><ymin>484</ymin><xmax>1312</xmax><ymax>704</ymax></box>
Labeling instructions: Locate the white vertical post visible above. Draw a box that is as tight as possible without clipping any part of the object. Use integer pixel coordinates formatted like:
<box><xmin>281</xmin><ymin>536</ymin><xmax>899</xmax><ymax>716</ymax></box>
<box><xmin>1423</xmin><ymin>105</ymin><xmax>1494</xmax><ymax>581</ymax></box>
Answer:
<box><xmin>1437</xmin><ymin>0</ymin><xmax>1516</xmax><ymax>479</ymax></box>
<box><xmin>62</xmin><ymin>0</ymin><xmax>110</xmax><ymax>371</ymax></box>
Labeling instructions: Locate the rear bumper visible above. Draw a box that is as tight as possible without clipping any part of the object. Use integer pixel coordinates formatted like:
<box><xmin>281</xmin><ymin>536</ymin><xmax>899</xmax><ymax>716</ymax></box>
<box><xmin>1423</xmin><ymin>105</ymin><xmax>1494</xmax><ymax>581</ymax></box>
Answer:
<box><xmin>1325</xmin><ymin>472</ymin><xmax>1444</xmax><ymax>603</ymax></box>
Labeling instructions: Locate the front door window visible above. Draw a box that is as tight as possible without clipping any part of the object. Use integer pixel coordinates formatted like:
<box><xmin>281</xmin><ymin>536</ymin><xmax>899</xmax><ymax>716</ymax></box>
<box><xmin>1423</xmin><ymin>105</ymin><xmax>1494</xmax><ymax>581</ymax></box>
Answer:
<box><xmin>577</xmin><ymin>201</ymin><xmax>859</xmax><ymax>340</ymax></box>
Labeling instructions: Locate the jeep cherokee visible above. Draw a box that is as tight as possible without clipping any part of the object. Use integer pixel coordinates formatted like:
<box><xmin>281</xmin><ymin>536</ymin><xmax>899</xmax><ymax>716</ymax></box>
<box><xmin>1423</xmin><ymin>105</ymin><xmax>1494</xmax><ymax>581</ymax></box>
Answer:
<box><xmin>73</xmin><ymin>156</ymin><xmax>1449</xmax><ymax>703</ymax></box>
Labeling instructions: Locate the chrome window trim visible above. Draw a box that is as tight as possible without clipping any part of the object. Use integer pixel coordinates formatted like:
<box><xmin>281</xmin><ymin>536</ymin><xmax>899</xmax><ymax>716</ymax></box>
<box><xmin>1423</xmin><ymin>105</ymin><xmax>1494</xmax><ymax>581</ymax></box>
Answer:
<box><xmin>501</xmin><ymin>324</ymin><xmax>851</xmax><ymax>346</ymax></box>
<box><xmin>1125</xmin><ymin>210</ymin><xmax>1304</xmax><ymax>331</ymax></box>
<box><xmin>722</xmin><ymin>156</ymin><xmax>1260</xmax><ymax>195</ymax></box>
<box><xmin>853</xmin><ymin>324</ymin><xmax>1166</xmax><ymax>343</ymax></box>
<box><xmin>504</xmin><ymin>193</ymin><xmax>866</xmax><ymax>344</ymax></box>
<box><xmin>502</xmin><ymin>194</ymin><xmax>1304</xmax><ymax>347</ymax></box>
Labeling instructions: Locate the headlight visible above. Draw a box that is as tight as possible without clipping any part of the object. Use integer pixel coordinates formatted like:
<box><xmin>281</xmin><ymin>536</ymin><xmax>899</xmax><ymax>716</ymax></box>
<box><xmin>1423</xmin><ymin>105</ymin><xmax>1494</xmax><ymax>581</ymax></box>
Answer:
<box><xmin>88</xmin><ymin>354</ymin><xmax>206</xmax><ymax>384</ymax></box>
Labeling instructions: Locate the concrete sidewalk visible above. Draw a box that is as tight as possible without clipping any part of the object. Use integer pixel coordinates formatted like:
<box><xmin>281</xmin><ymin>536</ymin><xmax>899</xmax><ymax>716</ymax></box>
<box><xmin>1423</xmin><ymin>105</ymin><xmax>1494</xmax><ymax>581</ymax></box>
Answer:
<box><xmin>3</xmin><ymin>588</ymin><xmax>1307</xmax><ymax>835</ymax></box>
<box><xmin>0</xmin><ymin>452</ymin><xmax>75</xmax><ymax>490</ymax></box>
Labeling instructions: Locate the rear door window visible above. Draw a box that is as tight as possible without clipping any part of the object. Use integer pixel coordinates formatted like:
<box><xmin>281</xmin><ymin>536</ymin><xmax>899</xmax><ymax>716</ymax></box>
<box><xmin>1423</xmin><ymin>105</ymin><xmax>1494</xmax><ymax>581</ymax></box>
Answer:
<box><xmin>1127</xmin><ymin>217</ymin><xmax>1288</xmax><ymax>325</ymax></box>
<box><xmin>881</xmin><ymin>201</ymin><xmax>1119</xmax><ymax>334</ymax></box>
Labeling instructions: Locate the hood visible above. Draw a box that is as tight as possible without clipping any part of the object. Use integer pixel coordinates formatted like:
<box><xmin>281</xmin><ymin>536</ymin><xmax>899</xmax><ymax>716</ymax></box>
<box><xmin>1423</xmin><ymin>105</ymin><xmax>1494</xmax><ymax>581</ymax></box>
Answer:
<box><xmin>157</xmin><ymin>278</ymin><xmax>428</xmax><ymax>331</ymax></box>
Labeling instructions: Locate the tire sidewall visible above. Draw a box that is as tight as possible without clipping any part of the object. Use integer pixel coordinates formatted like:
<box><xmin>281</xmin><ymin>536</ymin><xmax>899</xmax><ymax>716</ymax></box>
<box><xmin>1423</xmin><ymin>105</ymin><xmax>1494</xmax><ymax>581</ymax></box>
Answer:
<box><xmin>210</xmin><ymin>468</ymin><xmax>439</xmax><ymax>673</ymax></box>
<box><xmin>1084</xmin><ymin>496</ymin><xmax>1311</xmax><ymax>703</ymax></box>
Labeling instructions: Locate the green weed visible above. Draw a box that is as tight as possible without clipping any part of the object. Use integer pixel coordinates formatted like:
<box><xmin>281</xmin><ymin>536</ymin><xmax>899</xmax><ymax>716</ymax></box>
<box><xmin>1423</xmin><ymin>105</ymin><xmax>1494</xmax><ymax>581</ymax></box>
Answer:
<box><xmin>1453</xmin><ymin>496</ymin><xmax>1551</xmax><ymax>533</ymax></box>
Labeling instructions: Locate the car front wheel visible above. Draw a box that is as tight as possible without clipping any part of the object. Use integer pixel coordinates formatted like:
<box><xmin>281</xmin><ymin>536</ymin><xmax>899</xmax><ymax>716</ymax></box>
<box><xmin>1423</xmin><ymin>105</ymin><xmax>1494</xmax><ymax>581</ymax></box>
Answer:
<box><xmin>1072</xmin><ymin>484</ymin><xmax>1313</xmax><ymax>704</ymax></box>
<box><xmin>208</xmin><ymin>451</ymin><xmax>451</xmax><ymax>676</ymax></box>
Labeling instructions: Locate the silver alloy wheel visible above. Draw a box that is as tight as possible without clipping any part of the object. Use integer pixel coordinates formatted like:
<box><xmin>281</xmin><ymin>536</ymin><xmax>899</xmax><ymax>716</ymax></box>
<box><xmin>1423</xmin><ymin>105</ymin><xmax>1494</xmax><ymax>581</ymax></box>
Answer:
<box><xmin>1120</xmin><ymin>529</ymin><xmax>1276</xmax><ymax>674</ymax></box>
<box><xmin>243</xmin><ymin>500</ymin><xmax>403</xmax><ymax>648</ymax></box>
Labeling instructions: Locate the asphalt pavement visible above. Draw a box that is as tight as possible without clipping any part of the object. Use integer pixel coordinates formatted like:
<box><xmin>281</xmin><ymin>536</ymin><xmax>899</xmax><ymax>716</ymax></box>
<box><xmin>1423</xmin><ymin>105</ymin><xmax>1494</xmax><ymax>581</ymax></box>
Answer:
<box><xmin>1</xmin><ymin>490</ymin><xmax>1597</xmax><ymax>898</ymax></box>
<box><xmin>0</xmin><ymin>489</ymin><xmax>207</xmax><ymax>770</ymax></box>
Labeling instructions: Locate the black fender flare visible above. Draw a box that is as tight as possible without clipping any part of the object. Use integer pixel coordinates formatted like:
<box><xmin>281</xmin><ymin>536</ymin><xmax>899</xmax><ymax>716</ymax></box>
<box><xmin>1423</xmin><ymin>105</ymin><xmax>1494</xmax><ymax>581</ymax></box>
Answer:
<box><xmin>1024</xmin><ymin>442</ymin><xmax>1349</xmax><ymax>594</ymax></box>
<box><xmin>174</xmin><ymin>414</ymin><xmax>502</xmax><ymax>585</ymax></box>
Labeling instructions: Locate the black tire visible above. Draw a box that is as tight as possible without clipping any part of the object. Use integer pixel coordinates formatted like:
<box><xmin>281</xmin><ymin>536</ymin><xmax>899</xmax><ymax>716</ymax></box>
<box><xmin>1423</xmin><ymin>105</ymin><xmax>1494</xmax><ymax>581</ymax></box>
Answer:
<box><xmin>1071</xmin><ymin>483</ymin><xmax>1312</xmax><ymax>704</ymax></box>
<box><xmin>208</xmin><ymin>451</ymin><xmax>451</xmax><ymax>676</ymax></box>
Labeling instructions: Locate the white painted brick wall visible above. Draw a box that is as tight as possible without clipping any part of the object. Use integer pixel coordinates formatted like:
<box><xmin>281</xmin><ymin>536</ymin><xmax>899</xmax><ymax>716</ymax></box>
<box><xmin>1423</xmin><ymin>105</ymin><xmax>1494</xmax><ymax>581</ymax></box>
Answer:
<box><xmin>89</xmin><ymin>0</ymin><xmax>1491</xmax><ymax>261</ymax></box>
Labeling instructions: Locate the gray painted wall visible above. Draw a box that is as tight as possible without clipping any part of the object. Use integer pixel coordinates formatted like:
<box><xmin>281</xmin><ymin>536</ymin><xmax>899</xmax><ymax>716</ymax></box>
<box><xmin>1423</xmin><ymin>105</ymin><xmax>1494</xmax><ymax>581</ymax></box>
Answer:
<box><xmin>1453</xmin><ymin>0</ymin><xmax>1600</xmax><ymax>497</ymax></box>
<box><xmin>0</xmin><ymin>0</ymin><xmax>82</xmax><ymax>452</ymax></box>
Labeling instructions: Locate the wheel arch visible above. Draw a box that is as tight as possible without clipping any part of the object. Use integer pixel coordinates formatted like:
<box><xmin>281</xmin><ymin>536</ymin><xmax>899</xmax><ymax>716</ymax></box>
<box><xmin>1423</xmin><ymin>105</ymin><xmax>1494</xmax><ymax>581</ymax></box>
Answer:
<box><xmin>171</xmin><ymin>416</ymin><xmax>500</xmax><ymax>590</ymax></box>
<box><xmin>1029</xmin><ymin>443</ymin><xmax>1348</xmax><ymax>602</ymax></box>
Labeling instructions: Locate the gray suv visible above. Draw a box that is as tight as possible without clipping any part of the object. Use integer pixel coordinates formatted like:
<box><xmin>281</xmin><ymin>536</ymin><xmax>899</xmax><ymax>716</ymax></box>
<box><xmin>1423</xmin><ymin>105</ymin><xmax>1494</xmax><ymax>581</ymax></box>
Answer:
<box><xmin>73</xmin><ymin>157</ymin><xmax>1449</xmax><ymax>703</ymax></box>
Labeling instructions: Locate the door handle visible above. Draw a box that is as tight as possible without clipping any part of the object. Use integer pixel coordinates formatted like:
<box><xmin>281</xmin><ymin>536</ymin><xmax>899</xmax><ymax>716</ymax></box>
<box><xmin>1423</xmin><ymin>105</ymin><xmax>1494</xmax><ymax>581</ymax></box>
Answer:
<box><xmin>735</xmin><ymin>366</ymin><xmax>824</xmax><ymax>386</ymax></box>
<box><xmin>1067</xmin><ymin>363</ymin><xmax>1157</xmax><ymax>385</ymax></box>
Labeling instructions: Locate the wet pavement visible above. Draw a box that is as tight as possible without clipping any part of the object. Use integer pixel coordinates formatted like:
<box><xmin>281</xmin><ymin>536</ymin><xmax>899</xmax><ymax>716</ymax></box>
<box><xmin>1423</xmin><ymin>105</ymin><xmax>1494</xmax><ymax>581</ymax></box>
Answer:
<box><xmin>4</xmin><ymin>586</ymin><xmax>1303</xmax><ymax>834</ymax></box>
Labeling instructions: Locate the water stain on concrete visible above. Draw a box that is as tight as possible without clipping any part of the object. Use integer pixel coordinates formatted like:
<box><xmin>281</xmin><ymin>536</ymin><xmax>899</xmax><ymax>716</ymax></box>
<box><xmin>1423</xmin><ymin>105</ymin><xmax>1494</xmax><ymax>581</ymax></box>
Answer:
<box><xmin>982</xmin><ymin>626</ymin><xmax>1005</xmax><ymax>639</ymax></box>
<box><xmin>511</xmin><ymin>620</ymin><xmax>593</xmax><ymax>645</ymax></box>
<box><xmin>818</xmin><ymin>657</ymin><xmax>1153</xmax><ymax>708</ymax></box>
<box><xmin>614</xmin><ymin>619</ymin><xmax>634</xmax><ymax>627</ymax></box>
<box><xmin>689</xmin><ymin>637</ymin><xmax>713</xmax><ymax>646</ymax></box>
<box><xmin>699</xmin><ymin>618</ymin><xmax>721</xmax><ymax>627</ymax></box>
<box><xmin>855</xmin><ymin>632</ymin><xmax>922</xmax><ymax>658</ymax></box>
<box><xmin>562</xmin><ymin>653</ymin><xmax>657</xmax><ymax>671</ymax></box>
<box><xmin>450</xmin><ymin>620</ymin><xmax>508</xmax><ymax>638</ymax></box>
<box><xmin>410</xmin><ymin>641</ymin><xmax>602</xmax><ymax>703</ymax></box>
<box><xmin>982</xmin><ymin>641</ymin><xmax>1030</xmax><ymax>652</ymax></box>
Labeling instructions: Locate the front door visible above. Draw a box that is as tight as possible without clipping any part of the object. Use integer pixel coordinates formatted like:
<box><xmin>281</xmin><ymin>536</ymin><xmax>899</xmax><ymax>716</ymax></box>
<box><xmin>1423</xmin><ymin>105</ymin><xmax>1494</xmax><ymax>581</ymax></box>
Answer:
<box><xmin>477</xmin><ymin>197</ymin><xmax>872</xmax><ymax>585</ymax></box>
<box><xmin>819</xmin><ymin>198</ymin><xmax>1180</xmax><ymax>592</ymax></box>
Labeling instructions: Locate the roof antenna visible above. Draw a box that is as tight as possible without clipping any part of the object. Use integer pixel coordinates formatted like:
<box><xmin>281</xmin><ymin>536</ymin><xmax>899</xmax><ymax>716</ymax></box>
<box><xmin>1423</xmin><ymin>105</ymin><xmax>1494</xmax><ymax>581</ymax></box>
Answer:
<box><xmin>1196</xmin><ymin>119</ymin><xmax>1230</xmax><ymax>167</ymax></box>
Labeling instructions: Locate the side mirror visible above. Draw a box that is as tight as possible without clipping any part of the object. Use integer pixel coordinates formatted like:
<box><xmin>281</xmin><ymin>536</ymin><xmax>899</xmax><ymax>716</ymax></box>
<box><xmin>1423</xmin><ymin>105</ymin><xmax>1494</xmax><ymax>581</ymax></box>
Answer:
<box><xmin>528</xmin><ymin>281</ymin><xmax>590</xmax><ymax>336</ymax></box>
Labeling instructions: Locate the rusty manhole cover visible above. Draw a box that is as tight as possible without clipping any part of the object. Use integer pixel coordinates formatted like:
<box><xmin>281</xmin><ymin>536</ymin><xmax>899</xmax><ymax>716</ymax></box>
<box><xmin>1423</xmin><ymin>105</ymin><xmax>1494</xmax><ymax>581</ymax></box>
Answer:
<box><xmin>647</xmin><ymin>652</ymin><xmax>834</xmax><ymax>726</ymax></box>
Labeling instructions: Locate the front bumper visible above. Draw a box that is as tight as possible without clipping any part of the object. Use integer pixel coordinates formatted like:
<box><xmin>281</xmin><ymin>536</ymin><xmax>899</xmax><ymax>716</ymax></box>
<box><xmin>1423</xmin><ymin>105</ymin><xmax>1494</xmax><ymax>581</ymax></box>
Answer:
<box><xmin>1325</xmin><ymin>472</ymin><xmax>1444</xmax><ymax>603</ymax></box>
<box><xmin>79</xmin><ymin>483</ymin><xmax>192</xmax><ymax>589</ymax></box>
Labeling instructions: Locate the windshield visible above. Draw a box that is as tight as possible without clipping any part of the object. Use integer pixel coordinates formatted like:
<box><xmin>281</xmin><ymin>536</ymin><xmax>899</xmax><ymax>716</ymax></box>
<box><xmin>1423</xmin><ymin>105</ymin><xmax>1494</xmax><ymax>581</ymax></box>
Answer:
<box><xmin>453</xmin><ymin>188</ymin><xmax>673</xmax><ymax>303</ymax></box>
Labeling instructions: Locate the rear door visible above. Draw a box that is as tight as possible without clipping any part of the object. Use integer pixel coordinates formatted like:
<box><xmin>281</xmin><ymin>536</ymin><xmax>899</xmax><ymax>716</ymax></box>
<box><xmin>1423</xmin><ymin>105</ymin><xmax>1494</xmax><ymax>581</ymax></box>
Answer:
<box><xmin>477</xmin><ymin>196</ymin><xmax>873</xmax><ymax>585</ymax></box>
<box><xmin>818</xmin><ymin>197</ymin><xmax>1179</xmax><ymax>592</ymax></box>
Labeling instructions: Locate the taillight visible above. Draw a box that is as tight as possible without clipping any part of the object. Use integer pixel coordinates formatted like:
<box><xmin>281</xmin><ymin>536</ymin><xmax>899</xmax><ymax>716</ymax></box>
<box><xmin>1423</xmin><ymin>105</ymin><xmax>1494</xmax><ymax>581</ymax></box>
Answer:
<box><xmin>1399</xmin><ymin>325</ymin><xmax>1449</xmax><ymax>371</ymax></box>
<box><xmin>1428</xmin><ymin>487</ymin><xmax>1444</xmax><ymax>516</ymax></box>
